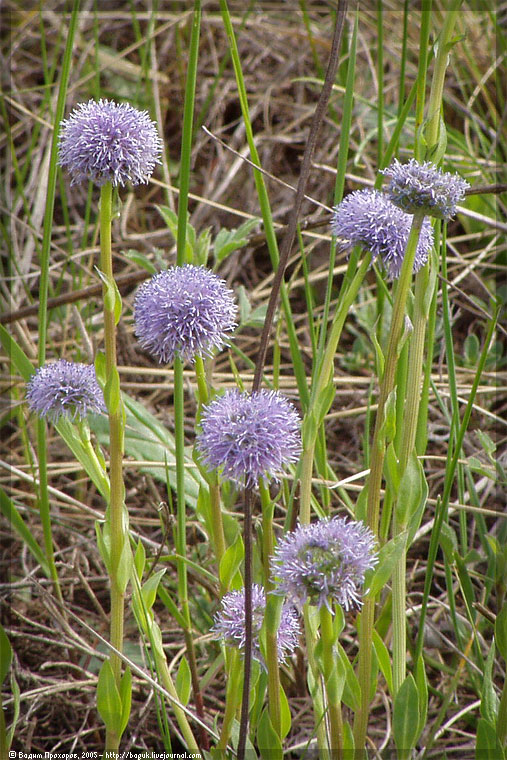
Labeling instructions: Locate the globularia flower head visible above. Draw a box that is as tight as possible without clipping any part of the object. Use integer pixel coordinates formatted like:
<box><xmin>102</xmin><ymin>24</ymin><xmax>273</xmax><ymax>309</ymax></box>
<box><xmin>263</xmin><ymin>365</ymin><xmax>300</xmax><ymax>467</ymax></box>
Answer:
<box><xmin>196</xmin><ymin>389</ymin><xmax>302</xmax><ymax>487</ymax></box>
<box><xmin>381</xmin><ymin>158</ymin><xmax>469</xmax><ymax>220</ymax></box>
<box><xmin>271</xmin><ymin>516</ymin><xmax>377</xmax><ymax>612</ymax></box>
<box><xmin>212</xmin><ymin>584</ymin><xmax>300</xmax><ymax>664</ymax></box>
<box><xmin>26</xmin><ymin>360</ymin><xmax>106</xmax><ymax>423</ymax></box>
<box><xmin>58</xmin><ymin>99</ymin><xmax>162</xmax><ymax>186</ymax></box>
<box><xmin>332</xmin><ymin>189</ymin><xmax>434</xmax><ymax>279</ymax></box>
<box><xmin>134</xmin><ymin>265</ymin><xmax>237</xmax><ymax>364</ymax></box>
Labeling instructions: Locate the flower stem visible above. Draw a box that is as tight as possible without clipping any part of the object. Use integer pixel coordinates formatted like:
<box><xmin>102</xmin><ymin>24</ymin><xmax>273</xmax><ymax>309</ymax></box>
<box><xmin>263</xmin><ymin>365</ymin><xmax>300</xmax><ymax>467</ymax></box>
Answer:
<box><xmin>303</xmin><ymin>607</ymin><xmax>329</xmax><ymax>754</ymax></box>
<box><xmin>100</xmin><ymin>181</ymin><xmax>126</xmax><ymax>752</ymax></box>
<box><xmin>319</xmin><ymin>605</ymin><xmax>343</xmax><ymax>759</ymax></box>
<box><xmin>298</xmin><ymin>253</ymin><xmax>370</xmax><ymax>757</ymax></box>
<box><xmin>216</xmin><ymin>648</ymin><xmax>242</xmax><ymax>752</ymax></box>
<box><xmin>354</xmin><ymin>211</ymin><xmax>425</xmax><ymax>750</ymax></box>
<box><xmin>174</xmin><ymin>355</ymin><xmax>208</xmax><ymax>749</ymax></box>
<box><xmin>424</xmin><ymin>4</ymin><xmax>461</xmax><ymax>153</ymax></box>
<box><xmin>193</xmin><ymin>355</ymin><xmax>227</xmax><ymax>579</ymax></box>
<box><xmin>300</xmin><ymin>253</ymin><xmax>371</xmax><ymax>525</ymax></box>
<box><xmin>260</xmin><ymin>480</ymin><xmax>282</xmax><ymax>737</ymax></box>
<box><xmin>154</xmin><ymin>646</ymin><xmax>202</xmax><ymax>754</ymax></box>
<box><xmin>392</xmin><ymin>261</ymin><xmax>432</xmax><ymax>694</ymax></box>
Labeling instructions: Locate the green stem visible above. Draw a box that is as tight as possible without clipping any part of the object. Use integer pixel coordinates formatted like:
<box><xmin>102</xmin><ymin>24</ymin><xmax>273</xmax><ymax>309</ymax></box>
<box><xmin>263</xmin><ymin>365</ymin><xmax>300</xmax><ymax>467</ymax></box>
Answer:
<box><xmin>216</xmin><ymin>648</ymin><xmax>242</xmax><ymax>752</ymax></box>
<box><xmin>173</xmin><ymin>354</ymin><xmax>207</xmax><ymax>748</ymax></box>
<box><xmin>210</xmin><ymin>479</ymin><xmax>227</xmax><ymax>581</ymax></box>
<box><xmin>0</xmin><ymin>690</ymin><xmax>8</xmax><ymax>758</ymax></box>
<box><xmin>300</xmin><ymin>253</ymin><xmax>371</xmax><ymax>525</ymax></box>
<box><xmin>35</xmin><ymin>0</ymin><xmax>79</xmax><ymax>605</ymax></box>
<box><xmin>155</xmin><ymin>650</ymin><xmax>202</xmax><ymax>755</ymax></box>
<box><xmin>354</xmin><ymin>211</ymin><xmax>425</xmax><ymax>750</ymax></box>
<box><xmin>100</xmin><ymin>182</ymin><xmax>126</xmax><ymax>753</ymax></box>
<box><xmin>364</xmin><ymin>212</ymin><xmax>425</xmax><ymax>535</ymax></box>
<box><xmin>260</xmin><ymin>481</ymin><xmax>282</xmax><ymax>738</ymax></box>
<box><xmin>319</xmin><ymin>605</ymin><xmax>343</xmax><ymax>758</ymax></box>
<box><xmin>172</xmin><ymin>6</ymin><xmax>205</xmax><ymax>736</ymax></box>
<box><xmin>193</xmin><ymin>355</ymin><xmax>226</xmax><ymax>573</ymax></box>
<box><xmin>392</xmin><ymin>261</ymin><xmax>432</xmax><ymax>694</ymax></box>
<box><xmin>303</xmin><ymin>607</ymin><xmax>329</xmax><ymax>755</ymax></box>
<box><xmin>424</xmin><ymin>4</ymin><xmax>461</xmax><ymax>153</ymax></box>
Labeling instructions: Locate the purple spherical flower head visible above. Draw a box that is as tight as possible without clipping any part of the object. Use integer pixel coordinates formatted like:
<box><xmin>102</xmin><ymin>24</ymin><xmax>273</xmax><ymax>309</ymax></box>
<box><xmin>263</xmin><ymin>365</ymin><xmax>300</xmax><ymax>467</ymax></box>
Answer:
<box><xmin>134</xmin><ymin>264</ymin><xmax>237</xmax><ymax>365</ymax></box>
<box><xmin>211</xmin><ymin>584</ymin><xmax>300</xmax><ymax>664</ymax></box>
<box><xmin>26</xmin><ymin>360</ymin><xmax>106</xmax><ymax>423</ymax></box>
<box><xmin>332</xmin><ymin>189</ymin><xmax>434</xmax><ymax>279</ymax></box>
<box><xmin>58</xmin><ymin>99</ymin><xmax>162</xmax><ymax>186</ymax></box>
<box><xmin>271</xmin><ymin>516</ymin><xmax>377</xmax><ymax>612</ymax></box>
<box><xmin>381</xmin><ymin>158</ymin><xmax>469</xmax><ymax>220</ymax></box>
<box><xmin>196</xmin><ymin>388</ymin><xmax>302</xmax><ymax>487</ymax></box>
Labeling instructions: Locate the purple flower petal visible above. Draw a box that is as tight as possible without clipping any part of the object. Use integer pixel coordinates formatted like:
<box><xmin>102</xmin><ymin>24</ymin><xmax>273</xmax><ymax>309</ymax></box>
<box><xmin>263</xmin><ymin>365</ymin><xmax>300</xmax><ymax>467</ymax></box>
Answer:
<box><xmin>58</xmin><ymin>99</ymin><xmax>162</xmax><ymax>186</ymax></box>
<box><xmin>332</xmin><ymin>189</ymin><xmax>434</xmax><ymax>279</ymax></box>
<box><xmin>134</xmin><ymin>265</ymin><xmax>237</xmax><ymax>365</ymax></box>
<box><xmin>381</xmin><ymin>158</ymin><xmax>469</xmax><ymax>220</ymax></box>
<box><xmin>26</xmin><ymin>360</ymin><xmax>106</xmax><ymax>423</ymax></box>
<box><xmin>271</xmin><ymin>517</ymin><xmax>378</xmax><ymax>612</ymax></box>
<box><xmin>211</xmin><ymin>584</ymin><xmax>300</xmax><ymax>664</ymax></box>
<box><xmin>196</xmin><ymin>389</ymin><xmax>301</xmax><ymax>487</ymax></box>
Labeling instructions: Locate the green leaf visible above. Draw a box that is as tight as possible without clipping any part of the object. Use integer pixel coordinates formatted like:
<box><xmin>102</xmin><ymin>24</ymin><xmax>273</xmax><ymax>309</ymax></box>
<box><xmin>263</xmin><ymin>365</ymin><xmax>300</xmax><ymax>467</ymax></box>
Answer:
<box><xmin>119</xmin><ymin>666</ymin><xmax>132</xmax><ymax>737</ymax></box>
<box><xmin>365</xmin><ymin>531</ymin><xmax>407</xmax><ymax>599</ymax></box>
<box><xmin>175</xmin><ymin>656</ymin><xmax>192</xmax><ymax>706</ymax></box>
<box><xmin>354</xmin><ymin>487</ymin><xmax>368</xmax><ymax>523</ymax></box>
<box><xmin>236</xmin><ymin>285</ymin><xmax>267</xmax><ymax>329</ymax></box>
<box><xmin>372</xmin><ymin>629</ymin><xmax>393</xmax><ymax>695</ymax></box>
<box><xmin>279</xmin><ymin>684</ymin><xmax>291</xmax><ymax>740</ymax></box>
<box><xmin>476</xmin><ymin>718</ymin><xmax>504</xmax><ymax>760</ymax></box>
<box><xmin>196</xmin><ymin>226</ymin><xmax>212</xmax><ymax>266</ymax></box>
<box><xmin>371</xmin><ymin>323</ymin><xmax>385</xmax><ymax>378</ymax></box>
<box><xmin>414</xmin><ymin>655</ymin><xmax>428</xmax><ymax>741</ymax></box>
<box><xmin>405</xmin><ymin>457</ymin><xmax>428</xmax><ymax>547</ymax></box>
<box><xmin>464</xmin><ymin>333</ymin><xmax>480</xmax><ymax>366</ymax></box>
<box><xmin>379</xmin><ymin>388</ymin><xmax>397</xmax><ymax>444</ymax></box>
<box><xmin>439</xmin><ymin>521</ymin><xmax>458</xmax><ymax>562</ymax></box>
<box><xmin>95</xmin><ymin>268</ymin><xmax>122</xmax><ymax>325</ymax></box>
<box><xmin>338</xmin><ymin>642</ymin><xmax>360</xmax><ymax>711</ymax></box>
<box><xmin>384</xmin><ymin>442</ymin><xmax>400</xmax><ymax>496</ymax></box>
<box><xmin>257</xmin><ymin>708</ymin><xmax>282</xmax><ymax>760</ymax></box>
<box><xmin>396</xmin><ymin>451</ymin><xmax>425</xmax><ymax>529</ymax></box>
<box><xmin>342</xmin><ymin>719</ymin><xmax>355</xmax><ymax>754</ymax></box>
<box><xmin>123</xmin><ymin>249</ymin><xmax>157</xmax><ymax>274</ymax></box>
<box><xmin>422</xmin><ymin>247</ymin><xmax>438</xmax><ymax>314</ymax></box>
<box><xmin>393</xmin><ymin>674</ymin><xmax>420</xmax><ymax>757</ymax></box>
<box><xmin>89</xmin><ymin>393</ymin><xmax>206</xmax><ymax>509</ymax></box>
<box><xmin>95</xmin><ymin>521</ymin><xmax>111</xmax><ymax>574</ymax></box>
<box><xmin>103</xmin><ymin>366</ymin><xmax>121</xmax><ymax>415</ymax></box>
<box><xmin>219</xmin><ymin>533</ymin><xmax>244</xmax><ymax>590</ymax></box>
<box><xmin>0</xmin><ymin>622</ymin><xmax>12</xmax><ymax>684</ymax></box>
<box><xmin>496</xmin><ymin>602</ymin><xmax>507</xmax><ymax>661</ymax></box>
<box><xmin>302</xmin><ymin>410</ymin><xmax>318</xmax><ymax>448</ymax></box>
<box><xmin>480</xmin><ymin>642</ymin><xmax>498</xmax><ymax>725</ymax></box>
<box><xmin>0</xmin><ymin>487</ymin><xmax>49</xmax><ymax>574</ymax></box>
<box><xmin>115</xmin><ymin>532</ymin><xmax>133</xmax><ymax>595</ymax></box>
<box><xmin>313</xmin><ymin>379</ymin><xmax>336</xmax><ymax>428</ymax></box>
<box><xmin>477</xmin><ymin>429</ymin><xmax>497</xmax><ymax>460</ymax></box>
<box><xmin>7</xmin><ymin>669</ymin><xmax>20</xmax><ymax>749</ymax></box>
<box><xmin>157</xmin><ymin>205</ymin><xmax>194</xmax><ymax>262</ymax></box>
<box><xmin>0</xmin><ymin>324</ymin><xmax>34</xmax><ymax>381</ymax></box>
<box><xmin>214</xmin><ymin>218</ymin><xmax>259</xmax><ymax>263</ymax></box>
<box><xmin>141</xmin><ymin>569</ymin><xmax>166</xmax><ymax>611</ymax></box>
<box><xmin>134</xmin><ymin>539</ymin><xmax>146</xmax><ymax>580</ymax></box>
<box><xmin>56</xmin><ymin>417</ymin><xmax>110</xmax><ymax>500</ymax></box>
<box><xmin>97</xmin><ymin>659</ymin><xmax>122</xmax><ymax>734</ymax></box>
